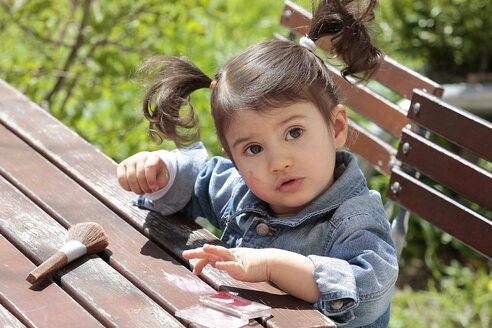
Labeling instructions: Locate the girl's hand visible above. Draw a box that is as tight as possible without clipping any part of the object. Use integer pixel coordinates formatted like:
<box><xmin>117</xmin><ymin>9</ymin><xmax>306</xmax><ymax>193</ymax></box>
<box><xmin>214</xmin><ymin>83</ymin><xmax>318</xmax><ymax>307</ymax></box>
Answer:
<box><xmin>182</xmin><ymin>244</ymin><xmax>271</xmax><ymax>282</ymax></box>
<box><xmin>117</xmin><ymin>152</ymin><xmax>169</xmax><ymax>195</ymax></box>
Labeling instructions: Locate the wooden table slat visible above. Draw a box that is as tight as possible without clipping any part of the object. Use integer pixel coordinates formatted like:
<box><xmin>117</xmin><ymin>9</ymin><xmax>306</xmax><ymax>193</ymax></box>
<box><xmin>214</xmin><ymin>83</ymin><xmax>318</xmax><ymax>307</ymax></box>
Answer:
<box><xmin>0</xmin><ymin>302</ymin><xmax>26</xmax><ymax>328</ymax></box>
<box><xmin>0</xmin><ymin>235</ymin><xmax>102</xmax><ymax>328</ymax></box>
<box><xmin>0</xmin><ymin>176</ymin><xmax>184</xmax><ymax>328</ymax></box>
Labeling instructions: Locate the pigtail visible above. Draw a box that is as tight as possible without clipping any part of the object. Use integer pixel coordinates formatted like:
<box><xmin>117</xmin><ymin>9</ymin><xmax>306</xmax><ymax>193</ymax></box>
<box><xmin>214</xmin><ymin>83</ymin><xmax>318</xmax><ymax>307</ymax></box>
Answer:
<box><xmin>308</xmin><ymin>0</ymin><xmax>382</xmax><ymax>82</ymax></box>
<box><xmin>138</xmin><ymin>56</ymin><xmax>212</xmax><ymax>147</ymax></box>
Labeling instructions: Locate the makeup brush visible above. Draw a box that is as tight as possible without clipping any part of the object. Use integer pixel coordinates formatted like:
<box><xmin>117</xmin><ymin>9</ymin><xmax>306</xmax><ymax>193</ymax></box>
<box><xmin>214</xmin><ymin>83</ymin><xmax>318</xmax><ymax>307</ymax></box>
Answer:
<box><xmin>26</xmin><ymin>222</ymin><xmax>109</xmax><ymax>284</ymax></box>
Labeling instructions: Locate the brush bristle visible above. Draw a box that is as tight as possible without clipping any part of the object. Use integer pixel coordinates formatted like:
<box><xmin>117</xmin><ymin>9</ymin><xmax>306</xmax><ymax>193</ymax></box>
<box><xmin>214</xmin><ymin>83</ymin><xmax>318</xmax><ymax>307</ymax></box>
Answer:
<box><xmin>67</xmin><ymin>222</ymin><xmax>109</xmax><ymax>254</ymax></box>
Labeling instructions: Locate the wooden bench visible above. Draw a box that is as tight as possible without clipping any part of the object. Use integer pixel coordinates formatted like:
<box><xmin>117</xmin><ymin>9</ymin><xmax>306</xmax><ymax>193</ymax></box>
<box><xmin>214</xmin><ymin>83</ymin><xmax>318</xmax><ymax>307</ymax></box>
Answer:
<box><xmin>279</xmin><ymin>0</ymin><xmax>492</xmax><ymax>260</ymax></box>
<box><xmin>0</xmin><ymin>78</ymin><xmax>336</xmax><ymax>327</ymax></box>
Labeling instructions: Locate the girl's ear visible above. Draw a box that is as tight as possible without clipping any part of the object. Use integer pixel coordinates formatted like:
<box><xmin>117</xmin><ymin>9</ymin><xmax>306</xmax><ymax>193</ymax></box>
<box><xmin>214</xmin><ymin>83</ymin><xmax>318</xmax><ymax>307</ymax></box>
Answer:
<box><xmin>221</xmin><ymin>148</ymin><xmax>230</xmax><ymax>159</ymax></box>
<box><xmin>331</xmin><ymin>104</ymin><xmax>348</xmax><ymax>149</ymax></box>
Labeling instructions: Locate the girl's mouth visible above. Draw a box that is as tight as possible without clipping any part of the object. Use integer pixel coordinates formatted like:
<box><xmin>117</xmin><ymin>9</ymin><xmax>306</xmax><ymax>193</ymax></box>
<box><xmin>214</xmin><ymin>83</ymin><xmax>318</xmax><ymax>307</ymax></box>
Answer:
<box><xmin>277</xmin><ymin>178</ymin><xmax>304</xmax><ymax>192</ymax></box>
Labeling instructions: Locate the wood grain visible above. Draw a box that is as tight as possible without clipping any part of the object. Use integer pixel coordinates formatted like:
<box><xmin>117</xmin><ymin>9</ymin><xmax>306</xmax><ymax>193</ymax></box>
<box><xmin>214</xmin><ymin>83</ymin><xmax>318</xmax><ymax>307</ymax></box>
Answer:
<box><xmin>0</xmin><ymin>177</ymin><xmax>183</xmax><ymax>328</ymax></box>
<box><xmin>0</xmin><ymin>235</ymin><xmax>102</xmax><ymax>328</ymax></box>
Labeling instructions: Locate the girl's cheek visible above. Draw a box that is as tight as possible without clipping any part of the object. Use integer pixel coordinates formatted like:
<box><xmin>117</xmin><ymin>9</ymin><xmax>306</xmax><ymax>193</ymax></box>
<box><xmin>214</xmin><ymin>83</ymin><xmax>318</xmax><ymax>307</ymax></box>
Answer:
<box><xmin>246</xmin><ymin>170</ymin><xmax>260</xmax><ymax>193</ymax></box>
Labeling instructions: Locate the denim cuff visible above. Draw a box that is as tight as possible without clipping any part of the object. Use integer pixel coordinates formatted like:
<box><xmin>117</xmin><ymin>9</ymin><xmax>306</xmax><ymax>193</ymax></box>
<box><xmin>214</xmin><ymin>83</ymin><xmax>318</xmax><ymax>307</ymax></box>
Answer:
<box><xmin>152</xmin><ymin>142</ymin><xmax>208</xmax><ymax>216</ymax></box>
<box><xmin>132</xmin><ymin>195</ymin><xmax>159</xmax><ymax>212</ymax></box>
<box><xmin>308</xmin><ymin>255</ymin><xmax>359</xmax><ymax>324</ymax></box>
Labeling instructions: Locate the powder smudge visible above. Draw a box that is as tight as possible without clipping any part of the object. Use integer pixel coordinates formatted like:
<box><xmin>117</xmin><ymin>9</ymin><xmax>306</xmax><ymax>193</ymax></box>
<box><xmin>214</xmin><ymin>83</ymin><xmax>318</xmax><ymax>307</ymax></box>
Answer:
<box><xmin>161</xmin><ymin>269</ymin><xmax>214</xmax><ymax>294</ymax></box>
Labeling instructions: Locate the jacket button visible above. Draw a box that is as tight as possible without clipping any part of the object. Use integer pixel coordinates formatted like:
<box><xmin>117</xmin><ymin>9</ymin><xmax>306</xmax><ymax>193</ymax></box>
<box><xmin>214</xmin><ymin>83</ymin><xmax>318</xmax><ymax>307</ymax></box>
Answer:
<box><xmin>330</xmin><ymin>299</ymin><xmax>344</xmax><ymax>310</ymax></box>
<box><xmin>255</xmin><ymin>223</ymin><xmax>270</xmax><ymax>236</ymax></box>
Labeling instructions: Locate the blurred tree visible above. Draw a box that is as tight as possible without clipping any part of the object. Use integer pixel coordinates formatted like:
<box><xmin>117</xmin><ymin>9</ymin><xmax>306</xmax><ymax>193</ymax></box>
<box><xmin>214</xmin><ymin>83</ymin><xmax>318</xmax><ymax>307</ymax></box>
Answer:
<box><xmin>0</xmin><ymin>0</ymin><xmax>284</xmax><ymax>161</ymax></box>
<box><xmin>376</xmin><ymin>0</ymin><xmax>492</xmax><ymax>83</ymax></box>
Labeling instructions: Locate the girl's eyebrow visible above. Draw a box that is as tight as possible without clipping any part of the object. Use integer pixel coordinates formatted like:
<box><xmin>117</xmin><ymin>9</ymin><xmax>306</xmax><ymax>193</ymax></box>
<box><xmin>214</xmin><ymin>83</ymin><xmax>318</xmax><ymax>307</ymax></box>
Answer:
<box><xmin>231</xmin><ymin>114</ymin><xmax>307</xmax><ymax>150</ymax></box>
<box><xmin>276</xmin><ymin>114</ymin><xmax>306</xmax><ymax>128</ymax></box>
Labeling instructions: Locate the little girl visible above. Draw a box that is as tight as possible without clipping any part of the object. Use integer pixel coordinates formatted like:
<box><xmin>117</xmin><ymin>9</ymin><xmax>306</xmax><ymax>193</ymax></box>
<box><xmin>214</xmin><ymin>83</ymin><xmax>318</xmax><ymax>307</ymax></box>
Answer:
<box><xmin>117</xmin><ymin>0</ymin><xmax>398</xmax><ymax>326</ymax></box>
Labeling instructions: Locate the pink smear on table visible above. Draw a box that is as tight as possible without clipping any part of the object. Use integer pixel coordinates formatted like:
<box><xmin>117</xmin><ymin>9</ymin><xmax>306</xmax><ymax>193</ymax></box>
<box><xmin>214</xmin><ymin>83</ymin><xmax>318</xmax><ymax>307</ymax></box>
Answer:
<box><xmin>161</xmin><ymin>269</ymin><xmax>215</xmax><ymax>294</ymax></box>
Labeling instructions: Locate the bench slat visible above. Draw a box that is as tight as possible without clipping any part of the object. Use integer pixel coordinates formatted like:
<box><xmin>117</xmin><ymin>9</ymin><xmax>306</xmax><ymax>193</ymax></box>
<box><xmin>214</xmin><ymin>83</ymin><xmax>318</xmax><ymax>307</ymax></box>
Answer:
<box><xmin>0</xmin><ymin>177</ymin><xmax>184</xmax><ymax>328</ymax></box>
<box><xmin>329</xmin><ymin>65</ymin><xmax>408</xmax><ymax>137</ymax></box>
<box><xmin>409</xmin><ymin>89</ymin><xmax>492</xmax><ymax>162</ymax></box>
<box><xmin>0</xmin><ymin>235</ymin><xmax>103</xmax><ymax>328</ymax></box>
<box><xmin>347</xmin><ymin>121</ymin><xmax>396</xmax><ymax>177</ymax></box>
<box><xmin>387</xmin><ymin>168</ymin><xmax>492</xmax><ymax>259</ymax></box>
<box><xmin>397</xmin><ymin>129</ymin><xmax>492</xmax><ymax>211</ymax></box>
<box><xmin>0</xmin><ymin>81</ymin><xmax>335</xmax><ymax>327</ymax></box>
<box><xmin>372</xmin><ymin>56</ymin><xmax>444</xmax><ymax>98</ymax></box>
<box><xmin>279</xmin><ymin>0</ymin><xmax>443</xmax><ymax>98</ymax></box>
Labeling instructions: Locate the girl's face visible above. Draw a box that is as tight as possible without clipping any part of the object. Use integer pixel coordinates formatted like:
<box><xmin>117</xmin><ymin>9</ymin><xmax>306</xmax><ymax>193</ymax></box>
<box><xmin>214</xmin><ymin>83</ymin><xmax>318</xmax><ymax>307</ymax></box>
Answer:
<box><xmin>224</xmin><ymin>102</ymin><xmax>348</xmax><ymax>218</ymax></box>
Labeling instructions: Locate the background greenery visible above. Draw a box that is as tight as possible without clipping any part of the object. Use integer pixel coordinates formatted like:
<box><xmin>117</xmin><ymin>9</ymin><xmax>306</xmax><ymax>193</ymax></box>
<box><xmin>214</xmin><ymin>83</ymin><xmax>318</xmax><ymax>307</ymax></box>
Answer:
<box><xmin>1</xmin><ymin>0</ymin><xmax>491</xmax><ymax>326</ymax></box>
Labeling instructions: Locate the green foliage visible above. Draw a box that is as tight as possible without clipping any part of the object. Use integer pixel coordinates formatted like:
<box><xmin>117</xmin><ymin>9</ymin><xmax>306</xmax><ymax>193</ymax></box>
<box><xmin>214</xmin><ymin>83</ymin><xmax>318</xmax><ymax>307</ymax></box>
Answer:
<box><xmin>375</xmin><ymin>0</ymin><xmax>492</xmax><ymax>81</ymax></box>
<box><xmin>391</xmin><ymin>263</ymin><xmax>492</xmax><ymax>327</ymax></box>
<box><xmin>0</xmin><ymin>0</ymin><xmax>284</xmax><ymax>162</ymax></box>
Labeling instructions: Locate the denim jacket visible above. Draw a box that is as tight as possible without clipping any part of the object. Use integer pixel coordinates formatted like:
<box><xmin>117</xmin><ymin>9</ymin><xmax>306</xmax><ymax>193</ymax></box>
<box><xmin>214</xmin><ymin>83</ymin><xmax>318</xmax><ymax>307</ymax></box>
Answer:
<box><xmin>137</xmin><ymin>143</ymin><xmax>398</xmax><ymax>327</ymax></box>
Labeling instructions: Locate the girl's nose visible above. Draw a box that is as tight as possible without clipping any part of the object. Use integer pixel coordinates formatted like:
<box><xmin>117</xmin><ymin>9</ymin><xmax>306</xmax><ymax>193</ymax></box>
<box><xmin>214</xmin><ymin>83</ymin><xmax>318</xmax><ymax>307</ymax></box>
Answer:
<box><xmin>269</xmin><ymin>149</ymin><xmax>293</xmax><ymax>173</ymax></box>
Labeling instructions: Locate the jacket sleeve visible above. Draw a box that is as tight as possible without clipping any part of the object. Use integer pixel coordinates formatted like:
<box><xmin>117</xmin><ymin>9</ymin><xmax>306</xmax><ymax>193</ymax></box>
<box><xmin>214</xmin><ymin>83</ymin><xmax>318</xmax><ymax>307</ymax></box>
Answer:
<box><xmin>148</xmin><ymin>143</ymin><xmax>241</xmax><ymax>231</ymax></box>
<box><xmin>308</xmin><ymin>195</ymin><xmax>399</xmax><ymax>327</ymax></box>
<box><xmin>151</xmin><ymin>142</ymin><xmax>209</xmax><ymax>215</ymax></box>
<box><xmin>183</xmin><ymin>156</ymin><xmax>243</xmax><ymax>230</ymax></box>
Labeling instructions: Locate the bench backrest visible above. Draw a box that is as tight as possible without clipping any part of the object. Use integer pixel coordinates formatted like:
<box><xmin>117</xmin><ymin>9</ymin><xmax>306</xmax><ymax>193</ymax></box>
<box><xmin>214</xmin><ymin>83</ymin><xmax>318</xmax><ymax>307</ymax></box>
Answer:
<box><xmin>387</xmin><ymin>90</ymin><xmax>492</xmax><ymax>258</ymax></box>
<box><xmin>279</xmin><ymin>0</ymin><xmax>492</xmax><ymax>259</ymax></box>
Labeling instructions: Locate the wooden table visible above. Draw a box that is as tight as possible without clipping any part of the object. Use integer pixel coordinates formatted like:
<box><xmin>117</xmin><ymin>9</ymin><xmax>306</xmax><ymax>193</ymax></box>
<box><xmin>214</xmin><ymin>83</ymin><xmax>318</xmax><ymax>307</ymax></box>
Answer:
<box><xmin>0</xmin><ymin>79</ymin><xmax>335</xmax><ymax>328</ymax></box>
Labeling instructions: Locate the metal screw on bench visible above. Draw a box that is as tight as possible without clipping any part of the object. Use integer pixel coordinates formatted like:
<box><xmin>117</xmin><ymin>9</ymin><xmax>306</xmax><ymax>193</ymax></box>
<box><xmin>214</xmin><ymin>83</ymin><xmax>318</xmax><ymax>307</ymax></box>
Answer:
<box><xmin>402</xmin><ymin>142</ymin><xmax>410</xmax><ymax>155</ymax></box>
<box><xmin>283</xmin><ymin>9</ymin><xmax>292</xmax><ymax>21</ymax></box>
<box><xmin>391</xmin><ymin>182</ymin><xmax>401</xmax><ymax>195</ymax></box>
<box><xmin>388</xmin><ymin>158</ymin><xmax>395</xmax><ymax>171</ymax></box>
<box><xmin>412</xmin><ymin>102</ymin><xmax>421</xmax><ymax>116</ymax></box>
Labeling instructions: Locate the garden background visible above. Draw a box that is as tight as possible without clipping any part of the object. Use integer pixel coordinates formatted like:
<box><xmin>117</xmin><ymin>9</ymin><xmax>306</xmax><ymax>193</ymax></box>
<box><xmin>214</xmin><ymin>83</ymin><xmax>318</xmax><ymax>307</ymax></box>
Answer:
<box><xmin>0</xmin><ymin>0</ymin><xmax>491</xmax><ymax>326</ymax></box>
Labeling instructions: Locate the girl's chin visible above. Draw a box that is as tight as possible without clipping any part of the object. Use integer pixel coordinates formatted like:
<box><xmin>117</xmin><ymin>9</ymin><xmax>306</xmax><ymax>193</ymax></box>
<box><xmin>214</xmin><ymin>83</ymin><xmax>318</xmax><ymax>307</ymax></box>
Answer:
<box><xmin>268</xmin><ymin>202</ymin><xmax>309</xmax><ymax>218</ymax></box>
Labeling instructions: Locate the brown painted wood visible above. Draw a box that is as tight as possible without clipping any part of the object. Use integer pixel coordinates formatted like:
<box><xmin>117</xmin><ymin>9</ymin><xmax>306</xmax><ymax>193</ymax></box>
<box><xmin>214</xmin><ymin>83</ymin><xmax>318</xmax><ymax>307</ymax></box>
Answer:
<box><xmin>328</xmin><ymin>65</ymin><xmax>409</xmax><ymax>138</ymax></box>
<box><xmin>0</xmin><ymin>235</ymin><xmax>102</xmax><ymax>328</ymax></box>
<box><xmin>409</xmin><ymin>89</ymin><xmax>492</xmax><ymax>162</ymax></box>
<box><xmin>372</xmin><ymin>56</ymin><xmax>443</xmax><ymax>98</ymax></box>
<box><xmin>387</xmin><ymin>168</ymin><xmax>492</xmax><ymax>259</ymax></box>
<box><xmin>0</xmin><ymin>303</ymin><xmax>26</xmax><ymax>328</ymax></box>
<box><xmin>397</xmin><ymin>129</ymin><xmax>492</xmax><ymax>211</ymax></box>
<box><xmin>347</xmin><ymin>121</ymin><xmax>396</xmax><ymax>177</ymax></box>
<box><xmin>0</xmin><ymin>81</ymin><xmax>336</xmax><ymax>327</ymax></box>
<box><xmin>0</xmin><ymin>177</ymin><xmax>184</xmax><ymax>328</ymax></box>
<box><xmin>279</xmin><ymin>0</ymin><xmax>444</xmax><ymax>98</ymax></box>
<box><xmin>0</xmin><ymin>125</ymin><xmax>212</xmax><ymax>309</ymax></box>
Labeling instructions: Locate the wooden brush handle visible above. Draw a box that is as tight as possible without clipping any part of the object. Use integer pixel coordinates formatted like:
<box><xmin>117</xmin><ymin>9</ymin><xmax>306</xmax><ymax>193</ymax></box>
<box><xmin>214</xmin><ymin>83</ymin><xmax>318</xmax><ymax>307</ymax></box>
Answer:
<box><xmin>26</xmin><ymin>252</ymin><xmax>68</xmax><ymax>284</ymax></box>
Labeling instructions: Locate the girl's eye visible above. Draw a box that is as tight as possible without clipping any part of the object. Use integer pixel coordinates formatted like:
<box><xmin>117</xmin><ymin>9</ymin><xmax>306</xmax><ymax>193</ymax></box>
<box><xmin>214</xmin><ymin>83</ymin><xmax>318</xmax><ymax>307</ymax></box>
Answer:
<box><xmin>286</xmin><ymin>128</ymin><xmax>303</xmax><ymax>140</ymax></box>
<box><xmin>245</xmin><ymin>144</ymin><xmax>263</xmax><ymax>155</ymax></box>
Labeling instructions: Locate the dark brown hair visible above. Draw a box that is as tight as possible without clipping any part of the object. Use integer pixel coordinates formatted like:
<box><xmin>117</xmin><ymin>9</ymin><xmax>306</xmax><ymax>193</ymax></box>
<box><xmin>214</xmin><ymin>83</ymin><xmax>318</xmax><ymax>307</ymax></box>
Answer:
<box><xmin>140</xmin><ymin>0</ymin><xmax>382</xmax><ymax>153</ymax></box>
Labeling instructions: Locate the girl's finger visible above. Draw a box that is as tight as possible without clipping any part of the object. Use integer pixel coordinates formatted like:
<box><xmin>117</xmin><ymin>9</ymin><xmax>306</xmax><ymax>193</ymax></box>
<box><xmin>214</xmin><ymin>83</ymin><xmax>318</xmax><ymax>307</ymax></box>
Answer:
<box><xmin>126</xmin><ymin>161</ymin><xmax>144</xmax><ymax>195</ymax></box>
<box><xmin>117</xmin><ymin>163</ymin><xmax>131</xmax><ymax>191</ymax></box>
<box><xmin>136</xmin><ymin>158</ymin><xmax>152</xmax><ymax>194</ymax></box>
<box><xmin>144</xmin><ymin>154</ymin><xmax>164</xmax><ymax>192</ymax></box>
<box><xmin>202</xmin><ymin>244</ymin><xmax>236</xmax><ymax>262</ymax></box>
<box><xmin>183</xmin><ymin>248</ymin><xmax>223</xmax><ymax>262</ymax></box>
<box><xmin>192</xmin><ymin>258</ymin><xmax>210</xmax><ymax>275</ymax></box>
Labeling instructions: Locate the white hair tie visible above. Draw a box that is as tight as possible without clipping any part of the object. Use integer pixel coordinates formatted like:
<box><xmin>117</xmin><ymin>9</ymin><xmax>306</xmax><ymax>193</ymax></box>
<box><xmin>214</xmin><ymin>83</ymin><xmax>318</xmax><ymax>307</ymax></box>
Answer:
<box><xmin>299</xmin><ymin>36</ymin><xmax>317</xmax><ymax>52</ymax></box>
